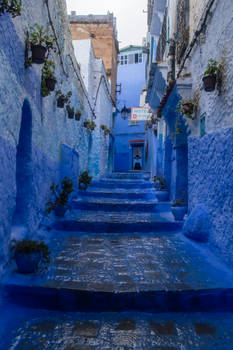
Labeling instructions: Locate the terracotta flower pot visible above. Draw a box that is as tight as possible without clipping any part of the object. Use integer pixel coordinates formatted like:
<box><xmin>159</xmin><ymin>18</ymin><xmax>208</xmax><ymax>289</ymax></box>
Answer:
<box><xmin>202</xmin><ymin>75</ymin><xmax>216</xmax><ymax>92</ymax></box>
<box><xmin>155</xmin><ymin>190</ymin><xmax>169</xmax><ymax>201</ymax></box>
<box><xmin>31</xmin><ymin>44</ymin><xmax>47</xmax><ymax>64</ymax></box>
<box><xmin>45</xmin><ymin>77</ymin><xmax>57</xmax><ymax>92</ymax></box>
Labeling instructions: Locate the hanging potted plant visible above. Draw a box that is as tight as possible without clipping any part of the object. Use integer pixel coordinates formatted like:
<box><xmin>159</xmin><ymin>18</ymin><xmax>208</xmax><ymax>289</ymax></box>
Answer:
<box><xmin>202</xmin><ymin>59</ymin><xmax>219</xmax><ymax>92</ymax></box>
<box><xmin>100</xmin><ymin>124</ymin><xmax>111</xmax><ymax>135</ymax></box>
<box><xmin>11</xmin><ymin>239</ymin><xmax>50</xmax><ymax>274</ymax></box>
<box><xmin>176</xmin><ymin>99</ymin><xmax>197</xmax><ymax>120</ymax></box>
<box><xmin>0</xmin><ymin>0</ymin><xmax>22</xmax><ymax>17</ymax></box>
<box><xmin>83</xmin><ymin>120</ymin><xmax>96</xmax><ymax>133</ymax></box>
<box><xmin>29</xmin><ymin>23</ymin><xmax>56</xmax><ymax>64</ymax></box>
<box><xmin>46</xmin><ymin>177</ymin><xmax>74</xmax><ymax>217</ymax></box>
<box><xmin>66</xmin><ymin>104</ymin><xmax>75</xmax><ymax>119</ymax></box>
<box><xmin>56</xmin><ymin>90</ymin><xmax>72</xmax><ymax>108</ymax></box>
<box><xmin>171</xmin><ymin>198</ymin><xmax>187</xmax><ymax>221</ymax></box>
<box><xmin>79</xmin><ymin>171</ymin><xmax>92</xmax><ymax>190</ymax></box>
<box><xmin>75</xmin><ymin>109</ymin><xmax>82</xmax><ymax>121</ymax></box>
<box><xmin>154</xmin><ymin>176</ymin><xmax>169</xmax><ymax>201</ymax></box>
<box><xmin>41</xmin><ymin>60</ymin><xmax>57</xmax><ymax>97</ymax></box>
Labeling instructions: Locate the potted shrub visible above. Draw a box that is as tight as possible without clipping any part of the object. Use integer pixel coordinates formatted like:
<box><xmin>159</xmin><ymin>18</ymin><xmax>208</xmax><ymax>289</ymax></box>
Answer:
<box><xmin>75</xmin><ymin>109</ymin><xmax>82</xmax><ymax>121</ymax></box>
<box><xmin>176</xmin><ymin>99</ymin><xmax>197</xmax><ymax>120</ymax></box>
<box><xmin>0</xmin><ymin>0</ymin><xmax>22</xmax><ymax>17</ymax></box>
<box><xmin>100</xmin><ymin>124</ymin><xmax>111</xmax><ymax>135</ymax></box>
<box><xmin>46</xmin><ymin>177</ymin><xmax>74</xmax><ymax>217</ymax></box>
<box><xmin>56</xmin><ymin>90</ymin><xmax>72</xmax><ymax>108</ymax></box>
<box><xmin>202</xmin><ymin>59</ymin><xmax>219</xmax><ymax>92</ymax></box>
<box><xmin>171</xmin><ymin>198</ymin><xmax>187</xmax><ymax>221</ymax></box>
<box><xmin>41</xmin><ymin>60</ymin><xmax>57</xmax><ymax>97</ymax></box>
<box><xmin>66</xmin><ymin>104</ymin><xmax>74</xmax><ymax>119</ymax></box>
<box><xmin>11</xmin><ymin>239</ymin><xmax>50</xmax><ymax>274</ymax></box>
<box><xmin>79</xmin><ymin>171</ymin><xmax>92</xmax><ymax>190</ymax></box>
<box><xmin>29</xmin><ymin>23</ymin><xmax>56</xmax><ymax>64</ymax></box>
<box><xmin>154</xmin><ymin>176</ymin><xmax>169</xmax><ymax>201</ymax></box>
<box><xmin>83</xmin><ymin>120</ymin><xmax>96</xmax><ymax>133</ymax></box>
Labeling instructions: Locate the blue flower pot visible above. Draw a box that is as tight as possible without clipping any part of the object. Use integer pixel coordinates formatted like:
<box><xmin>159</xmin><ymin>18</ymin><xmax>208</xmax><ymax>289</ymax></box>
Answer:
<box><xmin>155</xmin><ymin>190</ymin><xmax>169</xmax><ymax>201</ymax></box>
<box><xmin>54</xmin><ymin>206</ymin><xmax>67</xmax><ymax>217</ymax></box>
<box><xmin>15</xmin><ymin>251</ymin><xmax>42</xmax><ymax>274</ymax></box>
<box><xmin>171</xmin><ymin>206</ymin><xmax>187</xmax><ymax>221</ymax></box>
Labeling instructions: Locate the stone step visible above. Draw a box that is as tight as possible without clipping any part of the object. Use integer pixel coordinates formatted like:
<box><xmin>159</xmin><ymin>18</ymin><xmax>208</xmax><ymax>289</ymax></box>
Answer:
<box><xmin>77</xmin><ymin>189</ymin><xmax>157</xmax><ymax>200</ymax></box>
<box><xmin>107</xmin><ymin>171</ymin><xmax>151</xmax><ymax>180</ymax></box>
<box><xmin>2</xmin><ymin>303</ymin><xmax>233</xmax><ymax>350</ymax></box>
<box><xmin>3</xmin><ymin>233</ymin><xmax>233</xmax><ymax>314</ymax></box>
<box><xmin>3</xmin><ymin>283</ymin><xmax>233</xmax><ymax>313</ymax></box>
<box><xmin>90</xmin><ymin>180</ymin><xmax>154</xmax><ymax>190</ymax></box>
<box><xmin>71</xmin><ymin>199</ymin><xmax>158</xmax><ymax>212</ymax></box>
<box><xmin>52</xmin><ymin>219</ymin><xmax>182</xmax><ymax>233</ymax></box>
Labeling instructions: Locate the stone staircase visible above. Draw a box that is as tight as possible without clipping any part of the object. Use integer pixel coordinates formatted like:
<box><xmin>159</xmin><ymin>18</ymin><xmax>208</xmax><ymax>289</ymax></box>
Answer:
<box><xmin>1</xmin><ymin>172</ymin><xmax>233</xmax><ymax>349</ymax></box>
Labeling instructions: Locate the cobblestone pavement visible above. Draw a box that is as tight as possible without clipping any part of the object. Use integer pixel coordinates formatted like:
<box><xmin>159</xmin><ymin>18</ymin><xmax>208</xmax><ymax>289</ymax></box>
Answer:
<box><xmin>6</xmin><ymin>231</ymin><xmax>233</xmax><ymax>293</ymax></box>
<box><xmin>2</xmin><ymin>307</ymin><xmax>233</xmax><ymax>350</ymax></box>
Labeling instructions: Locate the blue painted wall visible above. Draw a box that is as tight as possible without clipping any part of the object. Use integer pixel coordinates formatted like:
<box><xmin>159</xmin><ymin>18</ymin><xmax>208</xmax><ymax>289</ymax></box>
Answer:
<box><xmin>113</xmin><ymin>47</ymin><xmax>147</xmax><ymax>172</ymax></box>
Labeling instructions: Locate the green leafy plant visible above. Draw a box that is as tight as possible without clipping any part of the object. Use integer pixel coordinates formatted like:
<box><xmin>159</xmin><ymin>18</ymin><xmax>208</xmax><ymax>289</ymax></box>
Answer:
<box><xmin>79</xmin><ymin>171</ymin><xmax>92</xmax><ymax>190</ymax></box>
<box><xmin>46</xmin><ymin>177</ymin><xmax>74</xmax><ymax>215</ymax></box>
<box><xmin>100</xmin><ymin>124</ymin><xmax>111</xmax><ymax>135</ymax></box>
<box><xmin>11</xmin><ymin>239</ymin><xmax>50</xmax><ymax>264</ymax></box>
<box><xmin>154</xmin><ymin>176</ymin><xmax>167</xmax><ymax>190</ymax></box>
<box><xmin>0</xmin><ymin>0</ymin><xmax>22</xmax><ymax>17</ymax></box>
<box><xmin>29</xmin><ymin>23</ymin><xmax>56</xmax><ymax>51</ymax></box>
<box><xmin>203</xmin><ymin>59</ymin><xmax>219</xmax><ymax>77</ymax></box>
<box><xmin>56</xmin><ymin>90</ymin><xmax>72</xmax><ymax>108</ymax></box>
<box><xmin>83</xmin><ymin>120</ymin><xmax>96</xmax><ymax>133</ymax></box>
<box><xmin>176</xmin><ymin>99</ymin><xmax>197</xmax><ymax>120</ymax></box>
<box><xmin>41</xmin><ymin>60</ymin><xmax>57</xmax><ymax>97</ymax></box>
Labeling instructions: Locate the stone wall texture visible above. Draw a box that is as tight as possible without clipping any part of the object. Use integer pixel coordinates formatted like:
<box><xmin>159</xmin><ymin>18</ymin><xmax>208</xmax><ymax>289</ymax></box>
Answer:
<box><xmin>0</xmin><ymin>0</ymin><xmax>93</xmax><ymax>273</ymax></box>
<box><xmin>189</xmin><ymin>0</ymin><xmax>233</xmax><ymax>135</ymax></box>
<box><xmin>188</xmin><ymin>128</ymin><xmax>233</xmax><ymax>267</ymax></box>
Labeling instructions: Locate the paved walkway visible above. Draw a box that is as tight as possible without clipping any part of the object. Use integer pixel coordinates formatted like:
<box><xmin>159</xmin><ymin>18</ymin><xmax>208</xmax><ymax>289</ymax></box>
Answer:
<box><xmin>1</xmin><ymin>172</ymin><xmax>233</xmax><ymax>348</ymax></box>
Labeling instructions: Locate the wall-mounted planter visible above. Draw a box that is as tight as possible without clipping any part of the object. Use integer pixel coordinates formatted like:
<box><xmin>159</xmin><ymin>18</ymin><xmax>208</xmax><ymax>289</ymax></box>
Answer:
<box><xmin>31</xmin><ymin>44</ymin><xmax>47</xmax><ymax>64</ymax></box>
<box><xmin>202</xmin><ymin>75</ymin><xmax>216</xmax><ymax>92</ymax></box>
<box><xmin>45</xmin><ymin>77</ymin><xmax>57</xmax><ymax>91</ymax></box>
<box><xmin>57</xmin><ymin>97</ymin><xmax>65</xmax><ymax>108</ymax></box>
<box><xmin>75</xmin><ymin>111</ymin><xmax>82</xmax><ymax>121</ymax></box>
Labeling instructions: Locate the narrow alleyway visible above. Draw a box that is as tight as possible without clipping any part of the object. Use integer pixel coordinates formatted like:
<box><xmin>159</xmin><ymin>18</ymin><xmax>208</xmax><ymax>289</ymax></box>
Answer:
<box><xmin>1</xmin><ymin>173</ymin><xmax>233</xmax><ymax>349</ymax></box>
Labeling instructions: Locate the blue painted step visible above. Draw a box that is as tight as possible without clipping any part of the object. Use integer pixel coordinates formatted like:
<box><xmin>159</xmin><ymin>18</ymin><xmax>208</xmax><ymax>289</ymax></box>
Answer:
<box><xmin>107</xmin><ymin>172</ymin><xmax>151</xmax><ymax>180</ymax></box>
<box><xmin>71</xmin><ymin>199</ymin><xmax>158</xmax><ymax>212</ymax></box>
<box><xmin>90</xmin><ymin>181</ymin><xmax>154</xmax><ymax>190</ymax></box>
<box><xmin>52</xmin><ymin>219</ymin><xmax>182</xmax><ymax>233</ymax></box>
<box><xmin>4</xmin><ymin>284</ymin><xmax>233</xmax><ymax>313</ymax></box>
<box><xmin>77</xmin><ymin>189</ymin><xmax>157</xmax><ymax>200</ymax></box>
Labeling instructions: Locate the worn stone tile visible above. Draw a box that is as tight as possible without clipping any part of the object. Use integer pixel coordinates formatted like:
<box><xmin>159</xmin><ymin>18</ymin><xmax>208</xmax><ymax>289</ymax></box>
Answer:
<box><xmin>72</xmin><ymin>321</ymin><xmax>99</xmax><ymax>337</ymax></box>
<box><xmin>150</xmin><ymin>321</ymin><xmax>177</xmax><ymax>335</ymax></box>
<box><xmin>115</xmin><ymin>318</ymin><xmax>136</xmax><ymax>331</ymax></box>
<box><xmin>28</xmin><ymin>320</ymin><xmax>57</xmax><ymax>333</ymax></box>
<box><xmin>194</xmin><ymin>322</ymin><xmax>216</xmax><ymax>335</ymax></box>
<box><xmin>65</xmin><ymin>345</ymin><xmax>94</xmax><ymax>350</ymax></box>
